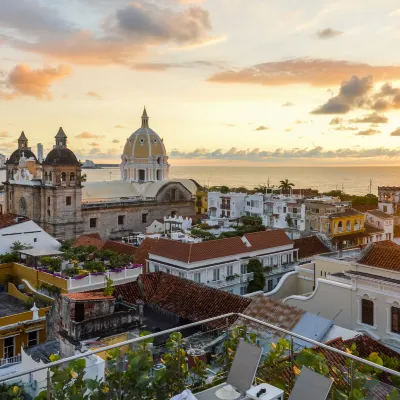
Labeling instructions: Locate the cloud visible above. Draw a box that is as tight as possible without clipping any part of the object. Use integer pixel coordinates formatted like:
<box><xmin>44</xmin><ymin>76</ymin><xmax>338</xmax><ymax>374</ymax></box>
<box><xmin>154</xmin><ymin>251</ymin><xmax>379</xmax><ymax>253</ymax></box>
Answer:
<box><xmin>114</xmin><ymin>124</ymin><xmax>125</xmax><ymax>129</ymax></box>
<box><xmin>131</xmin><ymin>60</ymin><xmax>224</xmax><ymax>71</ymax></box>
<box><xmin>354</xmin><ymin>129</ymin><xmax>381</xmax><ymax>136</ymax></box>
<box><xmin>75</xmin><ymin>147</ymin><xmax>120</xmax><ymax>158</ymax></box>
<box><xmin>224</xmin><ymin>123</ymin><xmax>235</xmax><ymax>127</ymax></box>
<box><xmin>75</xmin><ymin>131</ymin><xmax>105</xmax><ymax>139</ymax></box>
<box><xmin>316</xmin><ymin>28</ymin><xmax>343</xmax><ymax>39</ymax></box>
<box><xmin>170</xmin><ymin>146</ymin><xmax>400</xmax><ymax>160</ymax></box>
<box><xmin>112</xmin><ymin>139</ymin><xmax>120</xmax><ymax>143</ymax></box>
<box><xmin>255</xmin><ymin>125</ymin><xmax>269</xmax><ymax>131</ymax></box>
<box><xmin>332</xmin><ymin>125</ymin><xmax>358</xmax><ymax>131</ymax></box>
<box><xmin>285</xmin><ymin>128</ymin><xmax>292</xmax><ymax>132</ymax></box>
<box><xmin>179</xmin><ymin>0</ymin><xmax>206</xmax><ymax>3</ymax></box>
<box><xmin>311</xmin><ymin>75</ymin><xmax>373</xmax><ymax>114</ymax></box>
<box><xmin>371</xmin><ymin>83</ymin><xmax>400</xmax><ymax>111</ymax></box>
<box><xmin>0</xmin><ymin>141</ymin><xmax>16</xmax><ymax>149</ymax></box>
<box><xmin>88</xmin><ymin>142</ymin><xmax>100</xmax><ymax>147</ymax></box>
<box><xmin>348</xmin><ymin>112</ymin><xmax>388</xmax><ymax>124</ymax></box>
<box><xmin>0</xmin><ymin>132</ymin><xmax>10</xmax><ymax>137</ymax></box>
<box><xmin>0</xmin><ymin>64</ymin><xmax>72</xmax><ymax>100</ymax></box>
<box><xmin>329</xmin><ymin>117</ymin><xmax>344</xmax><ymax>125</ymax></box>
<box><xmin>390</xmin><ymin>128</ymin><xmax>400</xmax><ymax>136</ymax></box>
<box><xmin>208</xmin><ymin>58</ymin><xmax>400</xmax><ymax>87</ymax></box>
<box><xmin>86</xmin><ymin>91</ymin><xmax>101</xmax><ymax>98</ymax></box>
<box><xmin>281</xmin><ymin>102</ymin><xmax>294</xmax><ymax>107</ymax></box>
<box><xmin>10</xmin><ymin>2</ymin><xmax>216</xmax><ymax>65</ymax></box>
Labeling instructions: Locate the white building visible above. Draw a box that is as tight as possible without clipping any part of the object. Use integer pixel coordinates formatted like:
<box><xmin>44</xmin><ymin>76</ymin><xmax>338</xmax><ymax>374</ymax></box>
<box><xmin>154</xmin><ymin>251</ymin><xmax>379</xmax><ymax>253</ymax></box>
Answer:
<box><xmin>0</xmin><ymin>214</ymin><xmax>60</xmax><ymax>254</ymax></box>
<box><xmin>120</xmin><ymin>108</ymin><xmax>169</xmax><ymax>182</ymax></box>
<box><xmin>284</xmin><ymin>242</ymin><xmax>400</xmax><ymax>346</ymax></box>
<box><xmin>208</xmin><ymin>192</ymin><xmax>246</xmax><ymax>219</ymax></box>
<box><xmin>147</xmin><ymin>229</ymin><xmax>299</xmax><ymax>295</ymax></box>
<box><xmin>37</xmin><ymin>143</ymin><xmax>43</xmax><ymax>162</ymax></box>
<box><xmin>365</xmin><ymin>210</ymin><xmax>394</xmax><ymax>241</ymax></box>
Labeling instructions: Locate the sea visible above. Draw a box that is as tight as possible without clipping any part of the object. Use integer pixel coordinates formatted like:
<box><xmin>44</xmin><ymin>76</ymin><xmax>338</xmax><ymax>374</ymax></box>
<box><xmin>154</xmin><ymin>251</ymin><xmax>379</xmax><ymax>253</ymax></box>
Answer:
<box><xmin>2</xmin><ymin>166</ymin><xmax>400</xmax><ymax>196</ymax></box>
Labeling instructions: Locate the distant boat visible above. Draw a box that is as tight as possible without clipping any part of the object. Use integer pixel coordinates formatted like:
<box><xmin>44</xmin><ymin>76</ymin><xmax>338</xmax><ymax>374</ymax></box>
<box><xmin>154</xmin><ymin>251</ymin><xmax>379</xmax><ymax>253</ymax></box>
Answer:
<box><xmin>81</xmin><ymin>160</ymin><xmax>100</xmax><ymax>169</ymax></box>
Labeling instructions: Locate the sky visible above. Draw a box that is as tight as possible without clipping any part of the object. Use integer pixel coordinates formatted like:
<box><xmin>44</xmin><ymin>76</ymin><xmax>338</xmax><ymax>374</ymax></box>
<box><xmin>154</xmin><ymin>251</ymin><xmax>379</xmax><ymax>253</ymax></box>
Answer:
<box><xmin>1</xmin><ymin>0</ymin><xmax>400</xmax><ymax>166</ymax></box>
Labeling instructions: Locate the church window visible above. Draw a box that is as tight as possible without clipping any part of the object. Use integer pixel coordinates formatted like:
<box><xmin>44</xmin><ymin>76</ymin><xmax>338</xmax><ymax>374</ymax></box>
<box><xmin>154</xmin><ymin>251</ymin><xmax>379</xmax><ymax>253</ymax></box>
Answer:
<box><xmin>66</xmin><ymin>196</ymin><xmax>72</xmax><ymax>206</ymax></box>
<box><xmin>153</xmin><ymin>139</ymin><xmax>157</xmax><ymax>143</ymax></box>
<box><xmin>19</xmin><ymin>197</ymin><xmax>27</xmax><ymax>216</ymax></box>
<box><xmin>171</xmin><ymin>188</ymin><xmax>177</xmax><ymax>200</ymax></box>
<box><xmin>47</xmin><ymin>210</ymin><xmax>50</xmax><ymax>217</ymax></box>
<box><xmin>47</xmin><ymin>197</ymin><xmax>50</xmax><ymax>206</ymax></box>
<box><xmin>140</xmin><ymin>138</ymin><xmax>144</xmax><ymax>144</ymax></box>
<box><xmin>392</xmin><ymin>306</ymin><xmax>400</xmax><ymax>333</ymax></box>
<box><xmin>361</xmin><ymin>298</ymin><xmax>374</xmax><ymax>326</ymax></box>
<box><xmin>118</xmin><ymin>215</ymin><xmax>125</xmax><ymax>225</ymax></box>
<box><xmin>49</xmin><ymin>172</ymin><xmax>52</xmax><ymax>181</ymax></box>
<box><xmin>141</xmin><ymin>213</ymin><xmax>148</xmax><ymax>223</ymax></box>
<box><xmin>70</xmin><ymin>173</ymin><xmax>75</xmax><ymax>182</ymax></box>
<box><xmin>346</xmin><ymin>220</ymin><xmax>351</xmax><ymax>231</ymax></box>
<box><xmin>61</xmin><ymin>172</ymin><xmax>66</xmax><ymax>182</ymax></box>
<box><xmin>44</xmin><ymin>172</ymin><xmax>48</xmax><ymax>181</ymax></box>
<box><xmin>90</xmin><ymin>218</ymin><xmax>97</xmax><ymax>228</ymax></box>
<box><xmin>138</xmin><ymin>170</ymin><xmax>145</xmax><ymax>181</ymax></box>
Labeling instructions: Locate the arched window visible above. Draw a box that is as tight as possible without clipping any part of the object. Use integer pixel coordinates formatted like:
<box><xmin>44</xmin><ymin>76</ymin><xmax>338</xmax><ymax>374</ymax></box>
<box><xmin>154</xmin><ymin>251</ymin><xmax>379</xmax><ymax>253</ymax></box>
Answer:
<box><xmin>49</xmin><ymin>172</ymin><xmax>52</xmax><ymax>182</ymax></box>
<box><xmin>44</xmin><ymin>172</ymin><xmax>48</xmax><ymax>181</ymax></box>
<box><xmin>361</xmin><ymin>297</ymin><xmax>374</xmax><ymax>326</ymax></box>
<box><xmin>391</xmin><ymin>302</ymin><xmax>400</xmax><ymax>334</ymax></box>
<box><xmin>346</xmin><ymin>220</ymin><xmax>351</xmax><ymax>231</ymax></box>
<box><xmin>19</xmin><ymin>197</ymin><xmax>27</xmax><ymax>216</ymax></box>
<box><xmin>61</xmin><ymin>172</ymin><xmax>66</xmax><ymax>182</ymax></box>
<box><xmin>354</xmin><ymin>220</ymin><xmax>359</xmax><ymax>230</ymax></box>
<box><xmin>70</xmin><ymin>172</ymin><xmax>75</xmax><ymax>182</ymax></box>
<box><xmin>338</xmin><ymin>221</ymin><xmax>343</xmax><ymax>233</ymax></box>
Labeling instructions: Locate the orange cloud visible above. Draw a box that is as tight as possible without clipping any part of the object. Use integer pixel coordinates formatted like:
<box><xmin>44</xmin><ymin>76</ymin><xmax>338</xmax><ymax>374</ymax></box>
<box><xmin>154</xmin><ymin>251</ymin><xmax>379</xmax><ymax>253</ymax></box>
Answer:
<box><xmin>76</xmin><ymin>131</ymin><xmax>105</xmax><ymax>139</ymax></box>
<box><xmin>114</xmin><ymin>124</ymin><xmax>125</xmax><ymax>129</ymax></box>
<box><xmin>86</xmin><ymin>91</ymin><xmax>101</xmax><ymax>98</ymax></box>
<box><xmin>0</xmin><ymin>64</ymin><xmax>72</xmax><ymax>100</ymax></box>
<box><xmin>88</xmin><ymin>142</ymin><xmax>100</xmax><ymax>147</ymax></box>
<box><xmin>208</xmin><ymin>59</ymin><xmax>400</xmax><ymax>87</ymax></box>
<box><xmin>0</xmin><ymin>132</ymin><xmax>10</xmax><ymax>137</ymax></box>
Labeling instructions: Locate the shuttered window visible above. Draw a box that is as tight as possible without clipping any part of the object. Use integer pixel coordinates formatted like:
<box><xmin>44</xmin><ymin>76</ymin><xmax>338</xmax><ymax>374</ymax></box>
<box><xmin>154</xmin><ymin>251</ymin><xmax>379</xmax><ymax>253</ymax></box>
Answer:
<box><xmin>361</xmin><ymin>299</ymin><xmax>374</xmax><ymax>326</ymax></box>
<box><xmin>392</xmin><ymin>307</ymin><xmax>400</xmax><ymax>333</ymax></box>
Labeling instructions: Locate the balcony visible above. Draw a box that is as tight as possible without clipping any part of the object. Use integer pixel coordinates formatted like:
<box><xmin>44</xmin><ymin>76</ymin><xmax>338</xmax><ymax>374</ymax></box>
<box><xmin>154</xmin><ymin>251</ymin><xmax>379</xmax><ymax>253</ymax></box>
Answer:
<box><xmin>2</xmin><ymin>313</ymin><xmax>400</xmax><ymax>400</ymax></box>
<box><xmin>264</xmin><ymin>263</ymin><xmax>296</xmax><ymax>276</ymax></box>
<box><xmin>208</xmin><ymin>272</ymin><xmax>254</xmax><ymax>288</ymax></box>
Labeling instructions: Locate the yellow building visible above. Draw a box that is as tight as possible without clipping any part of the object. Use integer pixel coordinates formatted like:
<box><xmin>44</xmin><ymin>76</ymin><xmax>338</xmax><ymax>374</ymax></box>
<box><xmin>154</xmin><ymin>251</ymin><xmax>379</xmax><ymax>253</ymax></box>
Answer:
<box><xmin>195</xmin><ymin>190</ymin><xmax>208</xmax><ymax>215</ymax></box>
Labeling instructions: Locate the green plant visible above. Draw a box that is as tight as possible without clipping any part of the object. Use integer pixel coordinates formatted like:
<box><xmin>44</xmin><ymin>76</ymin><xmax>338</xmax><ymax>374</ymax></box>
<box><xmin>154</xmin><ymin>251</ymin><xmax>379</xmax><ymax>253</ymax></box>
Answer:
<box><xmin>49</xmin><ymin>257</ymin><xmax>62</xmax><ymax>272</ymax></box>
<box><xmin>39</xmin><ymin>256</ymin><xmax>52</xmax><ymax>267</ymax></box>
<box><xmin>247</xmin><ymin>258</ymin><xmax>266</xmax><ymax>292</ymax></box>
<box><xmin>103</xmin><ymin>276</ymin><xmax>114</xmax><ymax>296</ymax></box>
<box><xmin>0</xmin><ymin>383</ymin><xmax>25</xmax><ymax>399</ymax></box>
<box><xmin>0</xmin><ymin>253</ymin><xmax>18</xmax><ymax>263</ymax></box>
<box><xmin>285</xmin><ymin>214</ymin><xmax>293</xmax><ymax>228</ymax></box>
<box><xmin>25</xmin><ymin>297</ymin><xmax>34</xmax><ymax>310</ymax></box>
<box><xmin>226</xmin><ymin>274</ymin><xmax>240</xmax><ymax>281</ymax></box>
<box><xmin>279</xmin><ymin>179</ymin><xmax>295</xmax><ymax>190</ymax></box>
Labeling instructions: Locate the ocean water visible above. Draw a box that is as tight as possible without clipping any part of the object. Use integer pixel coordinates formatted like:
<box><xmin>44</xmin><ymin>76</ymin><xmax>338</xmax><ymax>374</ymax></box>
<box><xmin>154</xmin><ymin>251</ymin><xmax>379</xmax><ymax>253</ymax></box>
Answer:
<box><xmin>2</xmin><ymin>166</ymin><xmax>400</xmax><ymax>196</ymax></box>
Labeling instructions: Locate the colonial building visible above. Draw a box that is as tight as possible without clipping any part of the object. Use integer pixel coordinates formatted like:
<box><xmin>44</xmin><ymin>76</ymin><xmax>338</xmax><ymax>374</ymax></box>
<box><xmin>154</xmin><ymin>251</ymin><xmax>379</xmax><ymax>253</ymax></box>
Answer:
<box><xmin>208</xmin><ymin>192</ymin><xmax>246</xmax><ymax>219</ymax></box>
<box><xmin>378</xmin><ymin>186</ymin><xmax>400</xmax><ymax>223</ymax></box>
<box><xmin>3</xmin><ymin>110</ymin><xmax>196</xmax><ymax>240</ymax></box>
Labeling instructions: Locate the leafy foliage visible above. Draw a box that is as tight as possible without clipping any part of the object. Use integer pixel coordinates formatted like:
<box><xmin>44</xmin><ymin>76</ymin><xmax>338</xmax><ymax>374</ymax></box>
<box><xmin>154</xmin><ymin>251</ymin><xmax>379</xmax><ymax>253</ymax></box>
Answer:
<box><xmin>247</xmin><ymin>258</ymin><xmax>266</xmax><ymax>292</ymax></box>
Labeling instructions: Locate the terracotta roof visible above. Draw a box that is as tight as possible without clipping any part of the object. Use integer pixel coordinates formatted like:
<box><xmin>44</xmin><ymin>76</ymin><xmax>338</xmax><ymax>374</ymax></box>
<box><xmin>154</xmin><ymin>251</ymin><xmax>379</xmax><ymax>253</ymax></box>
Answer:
<box><xmin>294</xmin><ymin>236</ymin><xmax>330</xmax><ymax>259</ymax></box>
<box><xmin>64</xmin><ymin>293</ymin><xmax>114</xmax><ymax>301</ymax></box>
<box><xmin>149</xmin><ymin>230</ymin><xmax>293</xmax><ymax>263</ymax></box>
<box><xmin>234</xmin><ymin>296</ymin><xmax>304</xmax><ymax>334</ymax></box>
<box><xmin>0</xmin><ymin>214</ymin><xmax>29</xmax><ymax>229</ymax></box>
<box><xmin>113</xmin><ymin>272</ymin><xmax>251</xmax><ymax>328</ymax></box>
<box><xmin>329</xmin><ymin>208</ymin><xmax>364</xmax><ymax>218</ymax></box>
<box><xmin>135</xmin><ymin>238</ymin><xmax>159</xmax><ymax>272</ymax></box>
<box><xmin>358</xmin><ymin>241</ymin><xmax>400</xmax><ymax>271</ymax></box>
<box><xmin>364</xmin><ymin>223</ymin><xmax>384</xmax><ymax>235</ymax></box>
<box><xmin>366</xmin><ymin>209</ymin><xmax>394</xmax><ymax>219</ymax></box>
<box><xmin>72</xmin><ymin>235</ymin><xmax>136</xmax><ymax>257</ymax></box>
<box><xmin>352</xmin><ymin>204</ymin><xmax>378</xmax><ymax>213</ymax></box>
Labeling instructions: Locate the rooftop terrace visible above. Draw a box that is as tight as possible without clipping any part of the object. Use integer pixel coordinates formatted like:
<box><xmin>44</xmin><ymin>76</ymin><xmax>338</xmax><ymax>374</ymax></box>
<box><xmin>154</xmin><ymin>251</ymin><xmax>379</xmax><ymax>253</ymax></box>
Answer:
<box><xmin>0</xmin><ymin>292</ymin><xmax>27</xmax><ymax>318</ymax></box>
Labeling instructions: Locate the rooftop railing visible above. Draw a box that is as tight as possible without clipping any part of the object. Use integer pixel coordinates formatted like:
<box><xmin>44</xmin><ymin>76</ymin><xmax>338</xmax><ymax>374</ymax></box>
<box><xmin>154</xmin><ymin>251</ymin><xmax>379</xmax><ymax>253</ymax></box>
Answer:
<box><xmin>1</xmin><ymin>313</ymin><xmax>400</xmax><ymax>399</ymax></box>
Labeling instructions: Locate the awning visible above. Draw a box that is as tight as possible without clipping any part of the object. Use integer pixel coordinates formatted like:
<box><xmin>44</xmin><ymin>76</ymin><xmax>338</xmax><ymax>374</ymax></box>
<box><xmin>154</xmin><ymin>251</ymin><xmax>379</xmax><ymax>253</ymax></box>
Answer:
<box><xmin>19</xmin><ymin>249</ymin><xmax>64</xmax><ymax>257</ymax></box>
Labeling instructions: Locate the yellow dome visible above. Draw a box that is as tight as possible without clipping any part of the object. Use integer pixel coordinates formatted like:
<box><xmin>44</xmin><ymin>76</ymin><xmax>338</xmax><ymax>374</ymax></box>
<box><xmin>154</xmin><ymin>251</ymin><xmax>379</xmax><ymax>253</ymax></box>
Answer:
<box><xmin>122</xmin><ymin>108</ymin><xmax>167</xmax><ymax>161</ymax></box>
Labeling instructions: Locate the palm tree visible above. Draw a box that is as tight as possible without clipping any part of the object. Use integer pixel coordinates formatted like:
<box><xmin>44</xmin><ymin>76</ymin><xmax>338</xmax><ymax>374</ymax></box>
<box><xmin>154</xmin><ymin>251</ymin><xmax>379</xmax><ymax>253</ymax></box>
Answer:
<box><xmin>279</xmin><ymin>179</ymin><xmax>295</xmax><ymax>191</ymax></box>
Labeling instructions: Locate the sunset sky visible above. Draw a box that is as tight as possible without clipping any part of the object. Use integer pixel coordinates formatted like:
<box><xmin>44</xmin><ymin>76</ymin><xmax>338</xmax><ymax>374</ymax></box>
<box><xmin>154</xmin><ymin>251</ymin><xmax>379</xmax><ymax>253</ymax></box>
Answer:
<box><xmin>2</xmin><ymin>0</ymin><xmax>400</xmax><ymax>166</ymax></box>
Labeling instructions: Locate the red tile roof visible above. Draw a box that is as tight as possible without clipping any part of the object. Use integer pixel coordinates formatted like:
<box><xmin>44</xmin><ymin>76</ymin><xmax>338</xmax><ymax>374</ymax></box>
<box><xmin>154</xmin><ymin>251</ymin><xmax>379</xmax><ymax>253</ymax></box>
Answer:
<box><xmin>364</xmin><ymin>223</ymin><xmax>384</xmax><ymax>235</ymax></box>
<box><xmin>135</xmin><ymin>238</ymin><xmax>159</xmax><ymax>273</ymax></box>
<box><xmin>113</xmin><ymin>272</ymin><xmax>252</xmax><ymax>328</ymax></box>
<box><xmin>149</xmin><ymin>230</ymin><xmax>293</xmax><ymax>263</ymax></box>
<box><xmin>358</xmin><ymin>241</ymin><xmax>400</xmax><ymax>271</ymax></box>
<box><xmin>366</xmin><ymin>209</ymin><xmax>393</xmax><ymax>219</ymax></box>
<box><xmin>64</xmin><ymin>292</ymin><xmax>114</xmax><ymax>301</ymax></box>
<box><xmin>0</xmin><ymin>214</ymin><xmax>29</xmax><ymax>229</ymax></box>
<box><xmin>72</xmin><ymin>235</ymin><xmax>136</xmax><ymax>257</ymax></box>
<box><xmin>294</xmin><ymin>236</ymin><xmax>330</xmax><ymax>259</ymax></box>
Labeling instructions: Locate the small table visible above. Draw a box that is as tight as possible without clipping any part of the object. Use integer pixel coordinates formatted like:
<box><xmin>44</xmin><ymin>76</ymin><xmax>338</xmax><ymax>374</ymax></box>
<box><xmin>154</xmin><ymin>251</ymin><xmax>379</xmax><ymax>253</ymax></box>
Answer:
<box><xmin>246</xmin><ymin>383</ymin><xmax>284</xmax><ymax>400</ymax></box>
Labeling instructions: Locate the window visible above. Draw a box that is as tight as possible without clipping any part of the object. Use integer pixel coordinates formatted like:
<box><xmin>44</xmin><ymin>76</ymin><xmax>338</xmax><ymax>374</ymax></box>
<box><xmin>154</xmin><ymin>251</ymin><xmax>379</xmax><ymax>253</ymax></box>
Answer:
<box><xmin>90</xmin><ymin>218</ymin><xmax>97</xmax><ymax>228</ymax></box>
<box><xmin>47</xmin><ymin>197</ymin><xmax>50</xmax><ymax>206</ymax></box>
<box><xmin>75</xmin><ymin>303</ymin><xmax>85</xmax><ymax>322</ymax></box>
<box><xmin>171</xmin><ymin>188</ymin><xmax>177</xmax><ymax>200</ymax></box>
<box><xmin>346</xmin><ymin>220</ymin><xmax>351</xmax><ymax>231</ymax></box>
<box><xmin>267</xmin><ymin>280</ymin><xmax>273</xmax><ymax>291</ymax></box>
<box><xmin>213</xmin><ymin>268</ymin><xmax>220</xmax><ymax>281</ymax></box>
<box><xmin>283</xmin><ymin>207</ymin><xmax>287</xmax><ymax>213</ymax></box>
<box><xmin>392</xmin><ymin>306</ymin><xmax>400</xmax><ymax>334</ymax></box>
<box><xmin>118</xmin><ymin>215</ymin><xmax>125</xmax><ymax>225</ymax></box>
<box><xmin>19</xmin><ymin>197</ymin><xmax>27</xmax><ymax>216</ymax></box>
<box><xmin>179</xmin><ymin>272</ymin><xmax>185</xmax><ymax>278</ymax></box>
<box><xmin>142</xmin><ymin>213</ymin><xmax>148</xmax><ymax>223</ymax></box>
<box><xmin>4</xmin><ymin>337</ymin><xmax>15</xmax><ymax>358</ymax></box>
<box><xmin>154</xmin><ymin>265</ymin><xmax>159</xmax><ymax>272</ymax></box>
<box><xmin>33</xmin><ymin>238</ymin><xmax>37</xmax><ymax>243</ymax></box>
<box><xmin>383</xmin><ymin>206</ymin><xmax>388</xmax><ymax>213</ymax></box>
<box><xmin>49</xmin><ymin>172</ymin><xmax>52</xmax><ymax>181</ymax></box>
<box><xmin>70</xmin><ymin>172</ymin><xmax>75</xmax><ymax>182</ymax></box>
<box><xmin>361</xmin><ymin>298</ymin><xmax>374</xmax><ymax>326</ymax></box>
<box><xmin>240</xmin><ymin>263</ymin><xmax>247</xmax><ymax>274</ymax></box>
<box><xmin>227</xmin><ymin>265</ymin><xmax>233</xmax><ymax>276</ymax></box>
<box><xmin>240</xmin><ymin>286</ymin><xmax>247</xmax><ymax>295</ymax></box>
<box><xmin>61</xmin><ymin>172</ymin><xmax>66</xmax><ymax>182</ymax></box>
<box><xmin>138</xmin><ymin>169</ymin><xmax>145</xmax><ymax>181</ymax></box>
<box><xmin>27</xmin><ymin>331</ymin><xmax>38</xmax><ymax>347</ymax></box>
<box><xmin>194</xmin><ymin>272</ymin><xmax>201</xmax><ymax>283</ymax></box>
<box><xmin>47</xmin><ymin>210</ymin><xmax>51</xmax><ymax>217</ymax></box>
<box><xmin>66</xmin><ymin>196</ymin><xmax>72</xmax><ymax>206</ymax></box>
<box><xmin>165</xmin><ymin>268</ymin><xmax>171</xmax><ymax>274</ymax></box>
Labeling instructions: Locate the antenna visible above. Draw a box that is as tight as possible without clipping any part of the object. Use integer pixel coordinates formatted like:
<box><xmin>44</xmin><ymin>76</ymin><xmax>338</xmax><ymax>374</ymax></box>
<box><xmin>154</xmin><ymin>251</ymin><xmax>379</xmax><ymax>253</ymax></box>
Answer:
<box><xmin>368</xmin><ymin>178</ymin><xmax>372</xmax><ymax>194</ymax></box>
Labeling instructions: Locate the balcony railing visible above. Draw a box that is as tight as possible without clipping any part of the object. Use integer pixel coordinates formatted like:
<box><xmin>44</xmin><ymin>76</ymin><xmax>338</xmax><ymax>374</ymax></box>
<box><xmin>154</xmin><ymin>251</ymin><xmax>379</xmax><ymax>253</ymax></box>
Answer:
<box><xmin>0</xmin><ymin>355</ymin><xmax>21</xmax><ymax>368</ymax></box>
<box><xmin>1</xmin><ymin>313</ymin><xmax>400</xmax><ymax>399</ymax></box>
<box><xmin>208</xmin><ymin>272</ymin><xmax>254</xmax><ymax>288</ymax></box>
<box><xmin>264</xmin><ymin>263</ymin><xmax>296</xmax><ymax>276</ymax></box>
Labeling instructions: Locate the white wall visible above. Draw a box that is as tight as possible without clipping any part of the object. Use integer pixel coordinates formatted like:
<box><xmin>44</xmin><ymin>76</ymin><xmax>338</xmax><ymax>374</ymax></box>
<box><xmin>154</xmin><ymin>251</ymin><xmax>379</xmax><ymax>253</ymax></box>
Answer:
<box><xmin>0</xmin><ymin>220</ymin><xmax>61</xmax><ymax>254</ymax></box>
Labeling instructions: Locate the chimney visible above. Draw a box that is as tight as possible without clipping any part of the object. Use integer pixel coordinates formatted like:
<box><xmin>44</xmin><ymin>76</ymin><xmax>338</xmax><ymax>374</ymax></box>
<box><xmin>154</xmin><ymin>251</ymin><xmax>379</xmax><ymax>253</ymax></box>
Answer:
<box><xmin>31</xmin><ymin>303</ymin><xmax>39</xmax><ymax>320</ymax></box>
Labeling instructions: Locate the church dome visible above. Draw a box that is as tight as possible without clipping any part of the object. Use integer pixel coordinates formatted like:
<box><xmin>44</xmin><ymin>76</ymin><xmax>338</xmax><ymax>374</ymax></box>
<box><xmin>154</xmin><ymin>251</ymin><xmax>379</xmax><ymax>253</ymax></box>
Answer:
<box><xmin>6</xmin><ymin>131</ymin><xmax>37</xmax><ymax>165</ymax></box>
<box><xmin>122</xmin><ymin>108</ymin><xmax>167</xmax><ymax>161</ymax></box>
<box><xmin>42</xmin><ymin>127</ymin><xmax>80</xmax><ymax>166</ymax></box>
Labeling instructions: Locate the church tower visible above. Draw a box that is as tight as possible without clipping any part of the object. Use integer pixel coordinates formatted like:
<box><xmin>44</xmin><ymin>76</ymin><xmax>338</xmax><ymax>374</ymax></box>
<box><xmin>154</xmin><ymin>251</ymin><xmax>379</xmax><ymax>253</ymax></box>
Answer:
<box><xmin>41</xmin><ymin>127</ymin><xmax>83</xmax><ymax>239</ymax></box>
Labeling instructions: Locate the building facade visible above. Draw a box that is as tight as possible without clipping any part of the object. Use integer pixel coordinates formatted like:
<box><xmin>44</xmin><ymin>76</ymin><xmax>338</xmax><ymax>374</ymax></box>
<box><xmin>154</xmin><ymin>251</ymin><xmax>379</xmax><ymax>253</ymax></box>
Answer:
<box><xmin>208</xmin><ymin>192</ymin><xmax>246</xmax><ymax>219</ymax></box>
<box><xmin>147</xmin><ymin>230</ymin><xmax>299</xmax><ymax>295</ymax></box>
<box><xmin>365</xmin><ymin>210</ymin><xmax>394</xmax><ymax>241</ymax></box>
